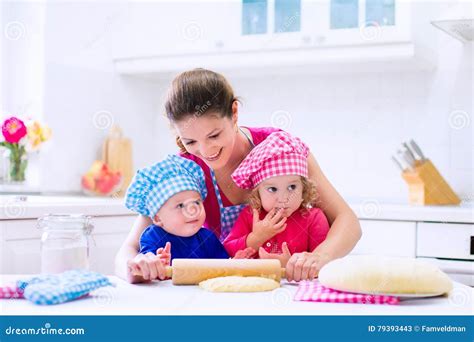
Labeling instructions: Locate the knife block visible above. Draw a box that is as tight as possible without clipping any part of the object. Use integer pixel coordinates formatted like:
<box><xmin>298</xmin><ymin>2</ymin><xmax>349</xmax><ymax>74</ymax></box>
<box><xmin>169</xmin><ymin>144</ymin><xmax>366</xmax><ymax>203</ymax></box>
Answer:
<box><xmin>401</xmin><ymin>159</ymin><xmax>460</xmax><ymax>205</ymax></box>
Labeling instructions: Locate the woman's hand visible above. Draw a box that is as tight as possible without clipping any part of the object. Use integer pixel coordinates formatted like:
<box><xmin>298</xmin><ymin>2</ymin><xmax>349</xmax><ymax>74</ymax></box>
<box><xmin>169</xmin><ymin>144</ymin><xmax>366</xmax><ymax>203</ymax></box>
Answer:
<box><xmin>251</xmin><ymin>208</ymin><xmax>287</xmax><ymax>243</ymax></box>
<box><xmin>233</xmin><ymin>247</ymin><xmax>256</xmax><ymax>259</ymax></box>
<box><xmin>127</xmin><ymin>243</ymin><xmax>171</xmax><ymax>281</ymax></box>
<box><xmin>285</xmin><ymin>250</ymin><xmax>333</xmax><ymax>282</ymax></box>
<box><xmin>258</xmin><ymin>242</ymin><xmax>292</xmax><ymax>268</ymax></box>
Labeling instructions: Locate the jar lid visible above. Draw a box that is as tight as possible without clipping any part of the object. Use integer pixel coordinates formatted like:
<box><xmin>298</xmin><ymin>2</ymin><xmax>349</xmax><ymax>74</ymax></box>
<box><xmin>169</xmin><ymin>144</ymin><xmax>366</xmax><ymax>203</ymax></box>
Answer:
<box><xmin>37</xmin><ymin>214</ymin><xmax>93</xmax><ymax>233</ymax></box>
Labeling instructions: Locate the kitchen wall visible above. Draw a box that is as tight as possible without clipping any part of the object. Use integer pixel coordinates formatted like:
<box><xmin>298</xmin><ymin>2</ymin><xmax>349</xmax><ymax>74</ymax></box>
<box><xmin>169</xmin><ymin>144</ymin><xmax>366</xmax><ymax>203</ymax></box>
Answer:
<box><xmin>151</xmin><ymin>1</ymin><xmax>473</xmax><ymax>202</ymax></box>
<box><xmin>1</xmin><ymin>1</ymin><xmax>472</xmax><ymax>201</ymax></box>
<box><xmin>1</xmin><ymin>1</ymin><xmax>162</xmax><ymax>192</ymax></box>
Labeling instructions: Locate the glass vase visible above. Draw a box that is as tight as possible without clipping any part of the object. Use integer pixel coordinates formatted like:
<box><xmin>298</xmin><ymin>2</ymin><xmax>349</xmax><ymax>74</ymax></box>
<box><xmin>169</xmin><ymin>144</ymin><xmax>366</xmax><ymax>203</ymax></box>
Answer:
<box><xmin>2</xmin><ymin>148</ymin><xmax>28</xmax><ymax>183</ymax></box>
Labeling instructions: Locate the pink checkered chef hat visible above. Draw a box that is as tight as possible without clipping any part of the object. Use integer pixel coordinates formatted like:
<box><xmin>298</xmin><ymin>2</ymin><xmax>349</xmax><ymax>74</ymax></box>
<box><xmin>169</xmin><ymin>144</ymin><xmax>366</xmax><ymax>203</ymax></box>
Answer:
<box><xmin>232</xmin><ymin>131</ymin><xmax>309</xmax><ymax>189</ymax></box>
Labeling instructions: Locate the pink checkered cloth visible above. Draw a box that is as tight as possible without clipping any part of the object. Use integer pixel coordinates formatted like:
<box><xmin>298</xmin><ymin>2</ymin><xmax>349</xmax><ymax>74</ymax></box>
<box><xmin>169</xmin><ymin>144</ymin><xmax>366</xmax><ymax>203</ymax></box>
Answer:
<box><xmin>232</xmin><ymin>131</ymin><xmax>309</xmax><ymax>189</ymax></box>
<box><xmin>0</xmin><ymin>285</ymin><xmax>24</xmax><ymax>299</ymax></box>
<box><xmin>294</xmin><ymin>280</ymin><xmax>400</xmax><ymax>305</ymax></box>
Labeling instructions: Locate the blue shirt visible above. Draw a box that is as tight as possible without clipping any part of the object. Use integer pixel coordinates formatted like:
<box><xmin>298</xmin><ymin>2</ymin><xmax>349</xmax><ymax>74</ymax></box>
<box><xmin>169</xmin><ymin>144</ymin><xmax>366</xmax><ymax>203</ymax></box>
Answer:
<box><xmin>139</xmin><ymin>225</ymin><xmax>229</xmax><ymax>260</ymax></box>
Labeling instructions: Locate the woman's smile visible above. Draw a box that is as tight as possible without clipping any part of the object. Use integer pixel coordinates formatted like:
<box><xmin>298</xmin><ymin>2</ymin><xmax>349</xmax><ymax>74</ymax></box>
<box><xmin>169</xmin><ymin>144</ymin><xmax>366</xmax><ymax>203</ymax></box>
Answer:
<box><xmin>203</xmin><ymin>147</ymin><xmax>223</xmax><ymax>162</ymax></box>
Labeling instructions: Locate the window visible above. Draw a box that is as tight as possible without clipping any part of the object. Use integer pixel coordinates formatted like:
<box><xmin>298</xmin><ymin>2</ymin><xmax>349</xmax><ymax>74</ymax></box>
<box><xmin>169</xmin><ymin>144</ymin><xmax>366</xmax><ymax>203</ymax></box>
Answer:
<box><xmin>366</xmin><ymin>0</ymin><xmax>395</xmax><ymax>26</ymax></box>
<box><xmin>242</xmin><ymin>0</ymin><xmax>267</xmax><ymax>35</ymax></box>
<box><xmin>330</xmin><ymin>0</ymin><xmax>358</xmax><ymax>29</ymax></box>
<box><xmin>330</xmin><ymin>0</ymin><xmax>396</xmax><ymax>29</ymax></box>
<box><xmin>242</xmin><ymin>0</ymin><xmax>301</xmax><ymax>35</ymax></box>
<box><xmin>274</xmin><ymin>0</ymin><xmax>301</xmax><ymax>33</ymax></box>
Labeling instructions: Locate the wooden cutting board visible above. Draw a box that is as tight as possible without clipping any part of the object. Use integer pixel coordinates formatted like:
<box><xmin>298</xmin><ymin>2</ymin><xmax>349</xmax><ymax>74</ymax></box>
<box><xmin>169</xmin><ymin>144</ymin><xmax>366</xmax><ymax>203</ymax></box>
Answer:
<box><xmin>102</xmin><ymin>125</ymin><xmax>133</xmax><ymax>197</ymax></box>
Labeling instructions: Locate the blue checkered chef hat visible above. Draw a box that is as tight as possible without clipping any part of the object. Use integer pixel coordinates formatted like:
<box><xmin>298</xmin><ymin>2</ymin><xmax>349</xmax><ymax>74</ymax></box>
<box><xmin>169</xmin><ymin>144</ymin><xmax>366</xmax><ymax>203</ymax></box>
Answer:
<box><xmin>125</xmin><ymin>155</ymin><xmax>207</xmax><ymax>218</ymax></box>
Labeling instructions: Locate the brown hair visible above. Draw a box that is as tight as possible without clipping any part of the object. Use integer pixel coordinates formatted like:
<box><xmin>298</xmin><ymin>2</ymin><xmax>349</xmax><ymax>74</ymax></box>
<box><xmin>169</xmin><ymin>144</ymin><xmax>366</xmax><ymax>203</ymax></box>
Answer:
<box><xmin>247</xmin><ymin>177</ymin><xmax>319</xmax><ymax>213</ymax></box>
<box><xmin>165</xmin><ymin>68</ymin><xmax>239</xmax><ymax>152</ymax></box>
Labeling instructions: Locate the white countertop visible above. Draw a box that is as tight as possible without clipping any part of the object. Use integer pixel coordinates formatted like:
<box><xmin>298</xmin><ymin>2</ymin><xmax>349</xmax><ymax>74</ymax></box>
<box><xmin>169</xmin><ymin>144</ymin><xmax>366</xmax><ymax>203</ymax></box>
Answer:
<box><xmin>0</xmin><ymin>195</ymin><xmax>472</xmax><ymax>223</ymax></box>
<box><xmin>0</xmin><ymin>195</ymin><xmax>132</xmax><ymax>219</ymax></box>
<box><xmin>0</xmin><ymin>276</ymin><xmax>472</xmax><ymax>316</ymax></box>
<box><xmin>348</xmin><ymin>199</ymin><xmax>473</xmax><ymax>224</ymax></box>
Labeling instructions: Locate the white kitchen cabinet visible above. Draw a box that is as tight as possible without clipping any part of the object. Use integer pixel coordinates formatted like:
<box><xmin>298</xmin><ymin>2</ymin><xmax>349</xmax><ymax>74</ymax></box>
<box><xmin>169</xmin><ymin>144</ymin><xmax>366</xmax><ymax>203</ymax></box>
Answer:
<box><xmin>416</xmin><ymin>222</ymin><xmax>474</xmax><ymax>285</ymax></box>
<box><xmin>417</xmin><ymin>222</ymin><xmax>474</xmax><ymax>261</ymax></box>
<box><xmin>350</xmin><ymin>219</ymin><xmax>416</xmax><ymax>257</ymax></box>
<box><xmin>111</xmin><ymin>1</ymin><xmax>234</xmax><ymax>60</ymax></box>
<box><xmin>315</xmin><ymin>0</ymin><xmax>411</xmax><ymax>46</ymax></box>
<box><xmin>112</xmin><ymin>0</ymin><xmax>432</xmax><ymax>76</ymax></box>
<box><xmin>231</xmin><ymin>0</ymin><xmax>410</xmax><ymax>50</ymax></box>
<box><xmin>0</xmin><ymin>215</ymin><xmax>136</xmax><ymax>275</ymax></box>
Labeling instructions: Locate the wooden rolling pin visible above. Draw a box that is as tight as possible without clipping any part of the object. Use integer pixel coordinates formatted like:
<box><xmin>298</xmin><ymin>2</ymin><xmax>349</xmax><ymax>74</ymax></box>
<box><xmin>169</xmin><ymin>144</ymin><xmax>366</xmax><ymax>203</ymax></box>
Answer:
<box><xmin>133</xmin><ymin>259</ymin><xmax>286</xmax><ymax>285</ymax></box>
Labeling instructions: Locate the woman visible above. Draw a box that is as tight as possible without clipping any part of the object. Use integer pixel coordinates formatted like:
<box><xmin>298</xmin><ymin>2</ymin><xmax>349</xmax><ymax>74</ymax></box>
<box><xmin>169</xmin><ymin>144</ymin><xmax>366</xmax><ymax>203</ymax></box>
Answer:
<box><xmin>115</xmin><ymin>68</ymin><xmax>361</xmax><ymax>283</ymax></box>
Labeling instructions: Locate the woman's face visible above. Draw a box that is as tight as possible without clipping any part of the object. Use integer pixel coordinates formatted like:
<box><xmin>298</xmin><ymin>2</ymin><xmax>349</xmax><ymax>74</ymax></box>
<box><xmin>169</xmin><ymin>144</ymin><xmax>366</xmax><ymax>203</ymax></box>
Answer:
<box><xmin>173</xmin><ymin>113</ymin><xmax>237</xmax><ymax>170</ymax></box>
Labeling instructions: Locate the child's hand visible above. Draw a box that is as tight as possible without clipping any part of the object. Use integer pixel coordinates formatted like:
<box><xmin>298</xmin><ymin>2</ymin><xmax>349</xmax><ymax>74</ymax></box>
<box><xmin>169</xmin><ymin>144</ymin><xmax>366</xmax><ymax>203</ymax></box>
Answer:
<box><xmin>127</xmin><ymin>249</ymin><xmax>169</xmax><ymax>281</ymax></box>
<box><xmin>233</xmin><ymin>247</ymin><xmax>256</xmax><ymax>259</ymax></box>
<box><xmin>155</xmin><ymin>242</ymin><xmax>171</xmax><ymax>266</ymax></box>
<box><xmin>127</xmin><ymin>243</ymin><xmax>172</xmax><ymax>282</ymax></box>
<box><xmin>258</xmin><ymin>242</ymin><xmax>292</xmax><ymax>268</ymax></box>
<box><xmin>252</xmin><ymin>208</ymin><xmax>287</xmax><ymax>242</ymax></box>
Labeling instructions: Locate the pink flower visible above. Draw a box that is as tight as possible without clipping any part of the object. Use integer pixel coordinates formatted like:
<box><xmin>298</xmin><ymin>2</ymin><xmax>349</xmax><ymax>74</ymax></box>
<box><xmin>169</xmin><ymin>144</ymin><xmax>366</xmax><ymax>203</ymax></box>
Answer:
<box><xmin>2</xmin><ymin>117</ymin><xmax>27</xmax><ymax>144</ymax></box>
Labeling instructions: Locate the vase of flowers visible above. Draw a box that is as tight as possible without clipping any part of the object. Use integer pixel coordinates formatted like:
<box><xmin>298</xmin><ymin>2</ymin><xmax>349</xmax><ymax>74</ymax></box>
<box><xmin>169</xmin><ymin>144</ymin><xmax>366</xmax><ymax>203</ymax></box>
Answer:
<box><xmin>0</xmin><ymin>117</ymin><xmax>51</xmax><ymax>183</ymax></box>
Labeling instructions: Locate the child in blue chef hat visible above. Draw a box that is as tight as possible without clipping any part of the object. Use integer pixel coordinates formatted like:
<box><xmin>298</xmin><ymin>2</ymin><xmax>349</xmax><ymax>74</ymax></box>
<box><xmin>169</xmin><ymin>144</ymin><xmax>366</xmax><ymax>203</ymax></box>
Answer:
<box><xmin>125</xmin><ymin>155</ymin><xmax>253</xmax><ymax>280</ymax></box>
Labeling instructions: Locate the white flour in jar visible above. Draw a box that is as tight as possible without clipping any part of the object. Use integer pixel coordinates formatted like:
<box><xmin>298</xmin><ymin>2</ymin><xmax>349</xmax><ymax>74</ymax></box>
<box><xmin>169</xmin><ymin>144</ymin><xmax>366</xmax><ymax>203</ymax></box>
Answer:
<box><xmin>41</xmin><ymin>246</ymin><xmax>89</xmax><ymax>273</ymax></box>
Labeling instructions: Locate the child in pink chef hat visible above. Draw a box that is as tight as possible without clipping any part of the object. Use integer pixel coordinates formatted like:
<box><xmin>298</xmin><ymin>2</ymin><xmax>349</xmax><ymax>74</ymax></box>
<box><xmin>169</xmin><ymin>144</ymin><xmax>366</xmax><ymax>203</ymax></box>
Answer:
<box><xmin>223</xmin><ymin>131</ymin><xmax>330</xmax><ymax>269</ymax></box>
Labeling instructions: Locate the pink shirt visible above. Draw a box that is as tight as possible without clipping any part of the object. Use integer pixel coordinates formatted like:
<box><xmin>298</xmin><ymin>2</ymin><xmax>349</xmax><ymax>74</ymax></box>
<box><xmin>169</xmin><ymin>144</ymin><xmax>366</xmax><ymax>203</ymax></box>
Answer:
<box><xmin>180</xmin><ymin>126</ymin><xmax>280</xmax><ymax>239</ymax></box>
<box><xmin>223</xmin><ymin>206</ymin><xmax>330</xmax><ymax>257</ymax></box>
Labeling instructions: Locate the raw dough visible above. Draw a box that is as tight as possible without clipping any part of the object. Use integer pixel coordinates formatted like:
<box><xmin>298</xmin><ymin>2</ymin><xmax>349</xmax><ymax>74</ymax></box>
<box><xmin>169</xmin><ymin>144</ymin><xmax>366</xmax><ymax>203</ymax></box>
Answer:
<box><xmin>318</xmin><ymin>255</ymin><xmax>453</xmax><ymax>295</ymax></box>
<box><xmin>199</xmin><ymin>276</ymin><xmax>280</xmax><ymax>292</ymax></box>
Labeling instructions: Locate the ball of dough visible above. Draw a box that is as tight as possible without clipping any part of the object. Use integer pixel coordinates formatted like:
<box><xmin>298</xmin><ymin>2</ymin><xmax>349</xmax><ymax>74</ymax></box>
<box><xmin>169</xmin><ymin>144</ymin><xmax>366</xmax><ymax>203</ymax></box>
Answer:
<box><xmin>199</xmin><ymin>276</ymin><xmax>280</xmax><ymax>292</ymax></box>
<box><xmin>319</xmin><ymin>255</ymin><xmax>453</xmax><ymax>295</ymax></box>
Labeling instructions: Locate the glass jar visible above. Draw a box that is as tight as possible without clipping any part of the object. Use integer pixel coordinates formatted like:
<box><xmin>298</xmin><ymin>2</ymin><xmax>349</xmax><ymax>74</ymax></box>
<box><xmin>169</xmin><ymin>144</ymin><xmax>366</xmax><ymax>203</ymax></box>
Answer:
<box><xmin>2</xmin><ymin>148</ymin><xmax>28</xmax><ymax>183</ymax></box>
<box><xmin>38</xmin><ymin>214</ymin><xmax>94</xmax><ymax>274</ymax></box>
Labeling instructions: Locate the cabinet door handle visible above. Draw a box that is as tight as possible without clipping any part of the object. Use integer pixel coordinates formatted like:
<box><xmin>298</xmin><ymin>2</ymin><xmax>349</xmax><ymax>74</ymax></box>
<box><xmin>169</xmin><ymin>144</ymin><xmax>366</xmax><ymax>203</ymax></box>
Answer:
<box><xmin>471</xmin><ymin>236</ymin><xmax>474</xmax><ymax>255</ymax></box>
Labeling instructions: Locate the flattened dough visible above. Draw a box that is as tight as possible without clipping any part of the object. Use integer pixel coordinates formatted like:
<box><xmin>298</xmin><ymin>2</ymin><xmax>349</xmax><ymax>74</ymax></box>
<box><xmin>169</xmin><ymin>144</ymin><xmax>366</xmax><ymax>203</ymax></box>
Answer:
<box><xmin>318</xmin><ymin>255</ymin><xmax>453</xmax><ymax>295</ymax></box>
<box><xmin>199</xmin><ymin>276</ymin><xmax>280</xmax><ymax>292</ymax></box>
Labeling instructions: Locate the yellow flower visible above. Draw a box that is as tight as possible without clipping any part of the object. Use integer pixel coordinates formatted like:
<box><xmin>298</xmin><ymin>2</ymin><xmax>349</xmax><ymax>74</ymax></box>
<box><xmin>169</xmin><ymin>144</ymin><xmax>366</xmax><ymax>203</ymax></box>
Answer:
<box><xmin>27</xmin><ymin>121</ymin><xmax>52</xmax><ymax>150</ymax></box>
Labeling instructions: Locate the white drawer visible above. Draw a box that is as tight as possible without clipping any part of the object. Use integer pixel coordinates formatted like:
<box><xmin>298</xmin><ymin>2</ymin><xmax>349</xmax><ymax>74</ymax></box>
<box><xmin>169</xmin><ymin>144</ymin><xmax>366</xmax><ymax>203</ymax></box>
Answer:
<box><xmin>351</xmin><ymin>220</ymin><xmax>416</xmax><ymax>257</ymax></box>
<box><xmin>417</xmin><ymin>222</ymin><xmax>474</xmax><ymax>260</ymax></box>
